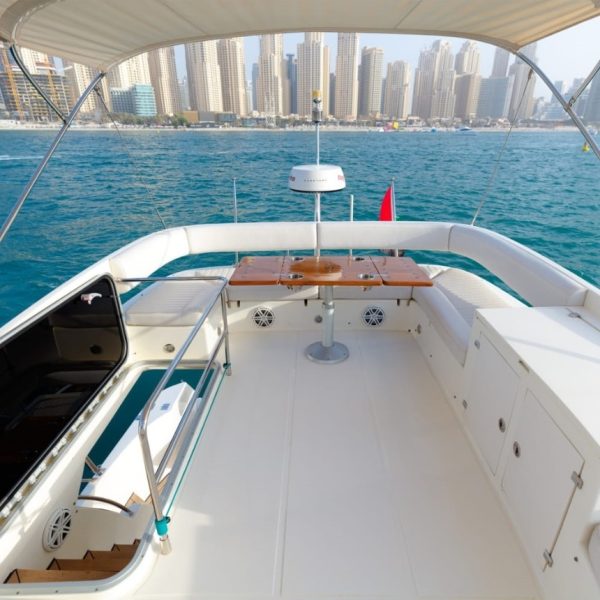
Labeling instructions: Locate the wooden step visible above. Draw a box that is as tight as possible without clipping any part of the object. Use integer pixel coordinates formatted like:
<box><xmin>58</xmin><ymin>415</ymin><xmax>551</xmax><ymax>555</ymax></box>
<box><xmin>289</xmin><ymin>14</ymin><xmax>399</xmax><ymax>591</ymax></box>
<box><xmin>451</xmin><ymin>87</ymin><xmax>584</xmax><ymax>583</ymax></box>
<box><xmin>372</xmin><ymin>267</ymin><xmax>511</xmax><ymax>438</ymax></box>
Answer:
<box><xmin>4</xmin><ymin>539</ymin><xmax>141</xmax><ymax>584</ymax></box>
<box><xmin>5</xmin><ymin>569</ymin><xmax>117</xmax><ymax>583</ymax></box>
<box><xmin>48</xmin><ymin>556</ymin><xmax>132</xmax><ymax>571</ymax></box>
<box><xmin>112</xmin><ymin>540</ymin><xmax>139</xmax><ymax>553</ymax></box>
<box><xmin>84</xmin><ymin>539</ymin><xmax>140</xmax><ymax>560</ymax></box>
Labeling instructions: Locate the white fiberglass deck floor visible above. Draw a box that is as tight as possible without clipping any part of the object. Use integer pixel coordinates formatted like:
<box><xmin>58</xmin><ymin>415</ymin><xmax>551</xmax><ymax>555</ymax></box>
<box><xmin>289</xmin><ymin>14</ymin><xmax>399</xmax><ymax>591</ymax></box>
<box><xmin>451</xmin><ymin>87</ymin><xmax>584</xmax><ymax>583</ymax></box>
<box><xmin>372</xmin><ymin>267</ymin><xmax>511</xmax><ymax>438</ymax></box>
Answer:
<box><xmin>136</xmin><ymin>330</ymin><xmax>539</xmax><ymax>600</ymax></box>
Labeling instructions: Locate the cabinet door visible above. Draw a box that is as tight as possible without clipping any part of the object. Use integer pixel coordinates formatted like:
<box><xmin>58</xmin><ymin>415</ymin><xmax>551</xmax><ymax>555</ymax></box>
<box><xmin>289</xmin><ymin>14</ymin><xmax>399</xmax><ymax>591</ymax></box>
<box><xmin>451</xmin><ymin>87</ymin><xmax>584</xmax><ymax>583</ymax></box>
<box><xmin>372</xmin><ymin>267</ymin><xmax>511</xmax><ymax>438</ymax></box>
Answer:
<box><xmin>502</xmin><ymin>390</ymin><xmax>584</xmax><ymax>569</ymax></box>
<box><xmin>465</xmin><ymin>333</ymin><xmax>519</xmax><ymax>474</ymax></box>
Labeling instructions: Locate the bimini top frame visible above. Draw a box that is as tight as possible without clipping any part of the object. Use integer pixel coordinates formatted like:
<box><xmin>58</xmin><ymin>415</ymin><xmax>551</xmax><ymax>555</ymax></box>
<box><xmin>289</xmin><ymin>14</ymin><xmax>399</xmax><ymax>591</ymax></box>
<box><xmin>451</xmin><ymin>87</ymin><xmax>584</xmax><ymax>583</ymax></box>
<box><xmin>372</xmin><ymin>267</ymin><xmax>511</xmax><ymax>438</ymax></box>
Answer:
<box><xmin>0</xmin><ymin>0</ymin><xmax>599</xmax><ymax>71</ymax></box>
<box><xmin>0</xmin><ymin>52</ymin><xmax>105</xmax><ymax>243</ymax></box>
<box><xmin>0</xmin><ymin>9</ymin><xmax>600</xmax><ymax>242</ymax></box>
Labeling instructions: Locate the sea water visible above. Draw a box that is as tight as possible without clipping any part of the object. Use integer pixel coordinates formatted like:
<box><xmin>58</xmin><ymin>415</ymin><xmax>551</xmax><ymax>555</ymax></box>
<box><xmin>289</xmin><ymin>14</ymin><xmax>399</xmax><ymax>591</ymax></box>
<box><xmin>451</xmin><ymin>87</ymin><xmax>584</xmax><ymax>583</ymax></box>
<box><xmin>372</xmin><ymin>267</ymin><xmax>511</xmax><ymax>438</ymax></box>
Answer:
<box><xmin>0</xmin><ymin>129</ymin><xmax>598</xmax><ymax>325</ymax></box>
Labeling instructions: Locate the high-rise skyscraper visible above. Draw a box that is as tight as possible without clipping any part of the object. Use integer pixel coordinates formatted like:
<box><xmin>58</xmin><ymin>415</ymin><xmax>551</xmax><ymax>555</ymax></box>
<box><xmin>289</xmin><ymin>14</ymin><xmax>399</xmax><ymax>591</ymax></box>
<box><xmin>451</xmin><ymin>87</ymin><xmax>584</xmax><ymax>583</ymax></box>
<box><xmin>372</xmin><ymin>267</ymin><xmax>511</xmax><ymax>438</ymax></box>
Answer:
<box><xmin>491</xmin><ymin>48</ymin><xmax>510</xmax><ymax>78</ymax></box>
<box><xmin>18</xmin><ymin>48</ymin><xmax>54</xmax><ymax>75</ymax></box>
<box><xmin>296</xmin><ymin>33</ymin><xmax>329</xmax><ymax>117</ymax></box>
<box><xmin>179</xmin><ymin>76</ymin><xmax>190</xmax><ymax>111</ymax></box>
<box><xmin>454</xmin><ymin>41</ymin><xmax>480</xmax><ymax>76</ymax></box>
<box><xmin>412</xmin><ymin>45</ymin><xmax>436</xmax><ymax>118</ymax></box>
<box><xmin>508</xmin><ymin>43</ymin><xmax>537</xmax><ymax>120</ymax></box>
<box><xmin>0</xmin><ymin>43</ymin><xmax>69</xmax><ymax>121</ymax></box>
<box><xmin>454</xmin><ymin>74</ymin><xmax>481</xmax><ymax>120</ymax></box>
<box><xmin>217</xmin><ymin>37</ymin><xmax>247</xmax><ymax>116</ymax></box>
<box><xmin>257</xmin><ymin>34</ymin><xmax>283</xmax><ymax>116</ymax></box>
<box><xmin>148</xmin><ymin>47</ymin><xmax>181</xmax><ymax>116</ymax></box>
<box><xmin>413</xmin><ymin>40</ymin><xmax>455</xmax><ymax>120</ymax></box>
<box><xmin>284</xmin><ymin>53</ymin><xmax>297</xmax><ymax>115</ymax></box>
<box><xmin>476</xmin><ymin>75</ymin><xmax>514</xmax><ymax>119</ymax></box>
<box><xmin>383</xmin><ymin>61</ymin><xmax>410</xmax><ymax>119</ymax></box>
<box><xmin>358</xmin><ymin>46</ymin><xmax>383</xmax><ymax>118</ymax></box>
<box><xmin>454</xmin><ymin>41</ymin><xmax>480</xmax><ymax>120</ymax></box>
<box><xmin>63</xmin><ymin>60</ymin><xmax>102</xmax><ymax>114</ymax></box>
<box><xmin>583</xmin><ymin>73</ymin><xmax>600</xmax><ymax>123</ymax></box>
<box><xmin>251</xmin><ymin>63</ymin><xmax>259</xmax><ymax>113</ymax></box>
<box><xmin>334</xmin><ymin>33</ymin><xmax>359</xmax><ymax>120</ymax></box>
<box><xmin>245</xmin><ymin>80</ymin><xmax>253</xmax><ymax>114</ymax></box>
<box><xmin>185</xmin><ymin>41</ymin><xmax>223</xmax><ymax>113</ymax></box>
<box><xmin>109</xmin><ymin>54</ymin><xmax>151</xmax><ymax>89</ymax></box>
<box><xmin>430</xmin><ymin>41</ymin><xmax>455</xmax><ymax>119</ymax></box>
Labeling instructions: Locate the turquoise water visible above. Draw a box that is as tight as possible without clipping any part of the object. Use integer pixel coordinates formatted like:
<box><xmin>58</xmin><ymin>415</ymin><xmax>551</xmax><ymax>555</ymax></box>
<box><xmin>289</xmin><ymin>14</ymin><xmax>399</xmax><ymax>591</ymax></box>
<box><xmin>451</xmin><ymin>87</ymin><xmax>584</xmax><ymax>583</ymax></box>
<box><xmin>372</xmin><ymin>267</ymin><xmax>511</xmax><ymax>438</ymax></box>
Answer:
<box><xmin>0</xmin><ymin>129</ymin><xmax>598</xmax><ymax>325</ymax></box>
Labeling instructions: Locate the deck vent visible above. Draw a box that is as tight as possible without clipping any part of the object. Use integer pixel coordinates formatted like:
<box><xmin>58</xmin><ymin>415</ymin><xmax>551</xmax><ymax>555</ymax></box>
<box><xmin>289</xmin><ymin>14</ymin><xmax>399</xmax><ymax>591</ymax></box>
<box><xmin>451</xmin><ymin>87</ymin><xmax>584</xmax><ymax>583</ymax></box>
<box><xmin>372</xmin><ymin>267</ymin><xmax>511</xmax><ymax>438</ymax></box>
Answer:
<box><xmin>362</xmin><ymin>306</ymin><xmax>385</xmax><ymax>327</ymax></box>
<box><xmin>251</xmin><ymin>307</ymin><xmax>275</xmax><ymax>328</ymax></box>
<box><xmin>42</xmin><ymin>508</ymin><xmax>73</xmax><ymax>551</ymax></box>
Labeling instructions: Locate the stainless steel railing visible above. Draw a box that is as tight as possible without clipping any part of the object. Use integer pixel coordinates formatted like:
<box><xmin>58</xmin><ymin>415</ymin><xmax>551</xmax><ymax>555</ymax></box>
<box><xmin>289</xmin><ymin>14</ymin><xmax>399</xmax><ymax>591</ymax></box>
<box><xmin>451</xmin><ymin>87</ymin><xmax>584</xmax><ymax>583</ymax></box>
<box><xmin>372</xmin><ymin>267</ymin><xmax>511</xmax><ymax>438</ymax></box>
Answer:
<box><xmin>118</xmin><ymin>275</ymin><xmax>231</xmax><ymax>554</ymax></box>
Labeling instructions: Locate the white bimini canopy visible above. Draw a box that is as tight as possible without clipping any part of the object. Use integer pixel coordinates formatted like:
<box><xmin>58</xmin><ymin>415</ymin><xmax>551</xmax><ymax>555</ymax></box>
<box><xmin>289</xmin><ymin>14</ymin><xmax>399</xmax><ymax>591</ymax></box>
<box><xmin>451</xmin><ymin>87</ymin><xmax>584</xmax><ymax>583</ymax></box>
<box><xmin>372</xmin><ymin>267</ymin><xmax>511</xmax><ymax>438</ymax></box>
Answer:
<box><xmin>0</xmin><ymin>0</ymin><xmax>599</xmax><ymax>71</ymax></box>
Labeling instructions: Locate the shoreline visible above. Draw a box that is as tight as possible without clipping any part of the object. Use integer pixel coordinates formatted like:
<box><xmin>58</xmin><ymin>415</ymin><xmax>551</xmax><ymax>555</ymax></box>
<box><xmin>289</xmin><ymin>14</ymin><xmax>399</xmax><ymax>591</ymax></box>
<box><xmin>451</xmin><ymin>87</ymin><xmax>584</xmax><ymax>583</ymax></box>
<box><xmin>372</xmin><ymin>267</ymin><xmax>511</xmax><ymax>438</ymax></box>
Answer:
<box><xmin>0</xmin><ymin>122</ymin><xmax>583</xmax><ymax>134</ymax></box>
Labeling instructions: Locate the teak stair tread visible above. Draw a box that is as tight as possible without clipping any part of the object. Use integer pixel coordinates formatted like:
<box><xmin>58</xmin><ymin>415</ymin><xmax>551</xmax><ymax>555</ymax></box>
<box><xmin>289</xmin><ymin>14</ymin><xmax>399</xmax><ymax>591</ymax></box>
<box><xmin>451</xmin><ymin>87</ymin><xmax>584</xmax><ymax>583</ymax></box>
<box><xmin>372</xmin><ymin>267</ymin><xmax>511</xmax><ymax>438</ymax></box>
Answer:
<box><xmin>84</xmin><ymin>540</ymin><xmax>140</xmax><ymax>560</ymax></box>
<box><xmin>48</xmin><ymin>557</ymin><xmax>132</xmax><ymax>571</ymax></box>
<box><xmin>4</xmin><ymin>539</ymin><xmax>140</xmax><ymax>584</ymax></box>
<box><xmin>6</xmin><ymin>569</ymin><xmax>118</xmax><ymax>583</ymax></box>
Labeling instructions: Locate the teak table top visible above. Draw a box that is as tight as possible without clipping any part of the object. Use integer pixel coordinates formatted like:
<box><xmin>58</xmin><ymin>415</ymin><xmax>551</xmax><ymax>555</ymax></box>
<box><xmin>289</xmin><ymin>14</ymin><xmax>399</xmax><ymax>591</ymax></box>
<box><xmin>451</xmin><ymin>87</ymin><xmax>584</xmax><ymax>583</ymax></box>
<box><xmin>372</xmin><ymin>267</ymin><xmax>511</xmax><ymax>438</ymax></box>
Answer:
<box><xmin>228</xmin><ymin>256</ymin><xmax>284</xmax><ymax>286</ymax></box>
<box><xmin>229</xmin><ymin>255</ymin><xmax>433</xmax><ymax>287</ymax></box>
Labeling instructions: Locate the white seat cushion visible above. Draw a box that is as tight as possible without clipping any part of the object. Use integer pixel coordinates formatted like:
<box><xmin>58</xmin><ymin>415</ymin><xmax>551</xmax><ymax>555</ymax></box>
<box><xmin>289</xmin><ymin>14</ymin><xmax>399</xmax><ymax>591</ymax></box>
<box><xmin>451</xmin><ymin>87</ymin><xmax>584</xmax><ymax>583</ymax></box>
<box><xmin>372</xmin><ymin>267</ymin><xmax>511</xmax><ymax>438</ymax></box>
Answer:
<box><xmin>413</xmin><ymin>266</ymin><xmax>524</xmax><ymax>365</ymax></box>
<box><xmin>413</xmin><ymin>285</ymin><xmax>471</xmax><ymax>365</ymax></box>
<box><xmin>124</xmin><ymin>265</ymin><xmax>320</xmax><ymax>326</ymax></box>
<box><xmin>124</xmin><ymin>276</ymin><xmax>225</xmax><ymax>327</ymax></box>
<box><xmin>433</xmin><ymin>267</ymin><xmax>523</xmax><ymax>324</ymax></box>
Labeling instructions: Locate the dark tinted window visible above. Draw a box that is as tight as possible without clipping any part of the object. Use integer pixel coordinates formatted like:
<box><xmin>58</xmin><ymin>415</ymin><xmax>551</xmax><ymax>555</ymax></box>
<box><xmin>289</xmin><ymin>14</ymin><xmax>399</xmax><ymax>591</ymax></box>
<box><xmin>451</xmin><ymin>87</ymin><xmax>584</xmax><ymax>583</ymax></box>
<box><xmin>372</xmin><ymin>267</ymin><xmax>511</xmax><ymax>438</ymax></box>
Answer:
<box><xmin>0</xmin><ymin>277</ymin><xmax>126</xmax><ymax>508</ymax></box>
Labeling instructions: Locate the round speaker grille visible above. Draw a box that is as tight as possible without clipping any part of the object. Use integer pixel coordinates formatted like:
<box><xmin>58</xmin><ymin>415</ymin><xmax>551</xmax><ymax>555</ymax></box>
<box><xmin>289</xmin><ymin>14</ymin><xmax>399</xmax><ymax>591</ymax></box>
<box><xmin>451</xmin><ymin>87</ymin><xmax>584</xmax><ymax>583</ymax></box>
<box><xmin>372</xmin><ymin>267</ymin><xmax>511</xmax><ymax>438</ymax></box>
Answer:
<box><xmin>362</xmin><ymin>306</ymin><xmax>385</xmax><ymax>327</ymax></box>
<box><xmin>43</xmin><ymin>508</ymin><xmax>73</xmax><ymax>551</ymax></box>
<box><xmin>251</xmin><ymin>307</ymin><xmax>275</xmax><ymax>328</ymax></box>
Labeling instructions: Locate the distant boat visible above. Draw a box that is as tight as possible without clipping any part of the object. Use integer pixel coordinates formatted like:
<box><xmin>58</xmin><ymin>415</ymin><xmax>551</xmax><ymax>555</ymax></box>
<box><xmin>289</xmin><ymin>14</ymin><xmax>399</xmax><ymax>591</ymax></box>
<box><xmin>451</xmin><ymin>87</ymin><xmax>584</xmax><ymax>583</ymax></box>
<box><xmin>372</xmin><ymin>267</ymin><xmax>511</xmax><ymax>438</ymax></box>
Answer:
<box><xmin>457</xmin><ymin>126</ymin><xmax>475</xmax><ymax>133</ymax></box>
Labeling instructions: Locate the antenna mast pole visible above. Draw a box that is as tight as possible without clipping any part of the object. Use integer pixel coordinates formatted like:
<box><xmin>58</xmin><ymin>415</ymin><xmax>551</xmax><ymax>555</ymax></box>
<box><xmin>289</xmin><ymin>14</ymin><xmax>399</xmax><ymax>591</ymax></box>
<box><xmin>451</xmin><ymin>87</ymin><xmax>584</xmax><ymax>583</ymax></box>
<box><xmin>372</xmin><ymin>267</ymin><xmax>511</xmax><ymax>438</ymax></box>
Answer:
<box><xmin>233</xmin><ymin>177</ymin><xmax>239</xmax><ymax>264</ymax></box>
<box><xmin>312</xmin><ymin>90</ymin><xmax>323</xmax><ymax>255</ymax></box>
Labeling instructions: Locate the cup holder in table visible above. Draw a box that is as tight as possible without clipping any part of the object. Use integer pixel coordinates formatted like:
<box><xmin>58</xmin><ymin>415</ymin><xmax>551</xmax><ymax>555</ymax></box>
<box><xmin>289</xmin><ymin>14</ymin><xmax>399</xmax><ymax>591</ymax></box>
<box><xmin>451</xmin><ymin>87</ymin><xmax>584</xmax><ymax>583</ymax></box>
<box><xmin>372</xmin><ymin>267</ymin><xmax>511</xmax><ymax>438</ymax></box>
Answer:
<box><xmin>357</xmin><ymin>273</ymin><xmax>375</xmax><ymax>280</ymax></box>
<box><xmin>287</xmin><ymin>273</ymin><xmax>304</xmax><ymax>280</ymax></box>
<box><xmin>352</xmin><ymin>256</ymin><xmax>367</xmax><ymax>262</ymax></box>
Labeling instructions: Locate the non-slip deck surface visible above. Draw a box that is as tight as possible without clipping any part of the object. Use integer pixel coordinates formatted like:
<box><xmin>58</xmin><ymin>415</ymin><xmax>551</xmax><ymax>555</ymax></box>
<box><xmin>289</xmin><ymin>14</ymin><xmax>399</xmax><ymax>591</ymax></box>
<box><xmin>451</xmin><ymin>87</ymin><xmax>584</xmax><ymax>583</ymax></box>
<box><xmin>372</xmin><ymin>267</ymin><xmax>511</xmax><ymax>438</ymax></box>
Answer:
<box><xmin>135</xmin><ymin>331</ymin><xmax>538</xmax><ymax>599</ymax></box>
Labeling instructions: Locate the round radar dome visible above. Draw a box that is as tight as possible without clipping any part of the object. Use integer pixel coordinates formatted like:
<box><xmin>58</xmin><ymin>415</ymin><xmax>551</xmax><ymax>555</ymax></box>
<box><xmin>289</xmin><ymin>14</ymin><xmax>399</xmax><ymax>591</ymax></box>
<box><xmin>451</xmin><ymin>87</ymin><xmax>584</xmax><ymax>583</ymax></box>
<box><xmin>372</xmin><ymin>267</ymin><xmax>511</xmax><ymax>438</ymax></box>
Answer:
<box><xmin>288</xmin><ymin>164</ymin><xmax>346</xmax><ymax>193</ymax></box>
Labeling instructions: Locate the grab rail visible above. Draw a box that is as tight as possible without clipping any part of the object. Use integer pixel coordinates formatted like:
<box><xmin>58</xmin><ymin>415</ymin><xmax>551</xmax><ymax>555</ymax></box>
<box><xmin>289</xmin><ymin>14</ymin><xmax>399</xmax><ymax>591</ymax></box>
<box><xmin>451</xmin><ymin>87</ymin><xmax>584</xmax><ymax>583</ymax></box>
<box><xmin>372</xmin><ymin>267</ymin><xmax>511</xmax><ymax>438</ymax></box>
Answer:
<box><xmin>77</xmin><ymin>495</ymin><xmax>133</xmax><ymax>515</ymax></box>
<box><xmin>117</xmin><ymin>275</ymin><xmax>231</xmax><ymax>554</ymax></box>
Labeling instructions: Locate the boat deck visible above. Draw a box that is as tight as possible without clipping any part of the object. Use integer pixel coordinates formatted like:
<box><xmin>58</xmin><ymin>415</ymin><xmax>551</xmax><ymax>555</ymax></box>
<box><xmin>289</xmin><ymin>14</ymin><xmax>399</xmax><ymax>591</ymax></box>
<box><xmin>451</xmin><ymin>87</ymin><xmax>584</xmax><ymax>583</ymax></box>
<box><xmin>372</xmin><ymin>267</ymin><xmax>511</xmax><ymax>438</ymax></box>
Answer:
<box><xmin>135</xmin><ymin>330</ymin><xmax>539</xmax><ymax>600</ymax></box>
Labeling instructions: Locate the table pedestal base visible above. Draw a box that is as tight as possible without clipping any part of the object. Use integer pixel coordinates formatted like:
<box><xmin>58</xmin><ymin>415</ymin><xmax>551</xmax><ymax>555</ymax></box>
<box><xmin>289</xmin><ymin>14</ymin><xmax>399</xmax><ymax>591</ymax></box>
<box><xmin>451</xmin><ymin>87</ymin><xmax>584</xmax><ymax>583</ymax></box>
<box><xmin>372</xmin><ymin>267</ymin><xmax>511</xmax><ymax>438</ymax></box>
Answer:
<box><xmin>305</xmin><ymin>286</ymin><xmax>349</xmax><ymax>364</ymax></box>
<box><xmin>306</xmin><ymin>340</ymin><xmax>349</xmax><ymax>364</ymax></box>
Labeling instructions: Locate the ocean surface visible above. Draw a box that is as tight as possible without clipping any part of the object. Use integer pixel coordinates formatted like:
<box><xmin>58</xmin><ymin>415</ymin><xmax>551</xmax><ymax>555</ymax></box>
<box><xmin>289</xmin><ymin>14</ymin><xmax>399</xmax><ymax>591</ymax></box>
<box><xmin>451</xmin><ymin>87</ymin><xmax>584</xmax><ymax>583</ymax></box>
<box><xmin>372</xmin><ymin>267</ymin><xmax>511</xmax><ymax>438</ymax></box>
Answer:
<box><xmin>0</xmin><ymin>128</ymin><xmax>598</xmax><ymax>326</ymax></box>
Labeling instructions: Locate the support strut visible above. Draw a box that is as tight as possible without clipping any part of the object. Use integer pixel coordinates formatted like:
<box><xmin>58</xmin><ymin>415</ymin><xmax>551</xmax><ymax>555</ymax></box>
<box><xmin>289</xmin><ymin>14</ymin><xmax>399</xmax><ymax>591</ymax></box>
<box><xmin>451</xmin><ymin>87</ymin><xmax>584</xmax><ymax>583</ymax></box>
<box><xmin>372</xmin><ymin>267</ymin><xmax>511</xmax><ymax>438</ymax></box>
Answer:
<box><xmin>515</xmin><ymin>51</ymin><xmax>600</xmax><ymax>161</ymax></box>
<box><xmin>0</xmin><ymin>71</ymin><xmax>106</xmax><ymax>243</ymax></box>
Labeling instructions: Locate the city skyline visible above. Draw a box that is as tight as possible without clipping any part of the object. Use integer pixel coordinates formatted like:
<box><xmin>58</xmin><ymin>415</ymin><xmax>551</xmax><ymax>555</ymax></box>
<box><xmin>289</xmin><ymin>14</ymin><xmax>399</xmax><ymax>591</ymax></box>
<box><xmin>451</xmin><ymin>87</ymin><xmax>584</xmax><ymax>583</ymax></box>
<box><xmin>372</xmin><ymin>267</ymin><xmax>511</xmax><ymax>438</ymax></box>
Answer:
<box><xmin>226</xmin><ymin>24</ymin><xmax>600</xmax><ymax>100</ymax></box>
<box><xmin>1</xmin><ymin>24</ymin><xmax>599</xmax><ymax>124</ymax></box>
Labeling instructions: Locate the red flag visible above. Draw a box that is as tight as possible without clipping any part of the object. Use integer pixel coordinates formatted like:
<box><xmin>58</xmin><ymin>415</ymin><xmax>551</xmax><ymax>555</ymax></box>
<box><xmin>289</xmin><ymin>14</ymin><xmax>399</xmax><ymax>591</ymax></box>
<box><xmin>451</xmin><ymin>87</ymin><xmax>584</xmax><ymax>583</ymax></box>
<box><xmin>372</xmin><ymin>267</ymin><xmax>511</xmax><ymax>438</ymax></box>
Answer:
<box><xmin>379</xmin><ymin>186</ymin><xmax>393</xmax><ymax>221</ymax></box>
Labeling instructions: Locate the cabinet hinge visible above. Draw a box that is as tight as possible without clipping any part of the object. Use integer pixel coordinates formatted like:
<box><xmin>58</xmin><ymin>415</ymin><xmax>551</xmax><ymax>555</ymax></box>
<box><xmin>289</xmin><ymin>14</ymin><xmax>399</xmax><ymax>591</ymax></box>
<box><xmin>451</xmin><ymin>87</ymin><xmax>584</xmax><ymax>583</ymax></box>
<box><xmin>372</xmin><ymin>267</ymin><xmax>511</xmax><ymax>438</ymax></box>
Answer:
<box><xmin>571</xmin><ymin>471</ymin><xmax>584</xmax><ymax>489</ymax></box>
<box><xmin>543</xmin><ymin>549</ymin><xmax>554</xmax><ymax>567</ymax></box>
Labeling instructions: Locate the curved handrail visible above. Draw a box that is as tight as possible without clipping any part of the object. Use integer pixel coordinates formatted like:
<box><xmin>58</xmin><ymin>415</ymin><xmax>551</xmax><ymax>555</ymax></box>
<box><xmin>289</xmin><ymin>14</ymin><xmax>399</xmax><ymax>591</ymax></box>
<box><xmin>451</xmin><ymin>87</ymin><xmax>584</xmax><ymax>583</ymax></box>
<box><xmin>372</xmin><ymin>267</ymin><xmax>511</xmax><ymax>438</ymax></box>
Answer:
<box><xmin>77</xmin><ymin>495</ymin><xmax>133</xmax><ymax>515</ymax></box>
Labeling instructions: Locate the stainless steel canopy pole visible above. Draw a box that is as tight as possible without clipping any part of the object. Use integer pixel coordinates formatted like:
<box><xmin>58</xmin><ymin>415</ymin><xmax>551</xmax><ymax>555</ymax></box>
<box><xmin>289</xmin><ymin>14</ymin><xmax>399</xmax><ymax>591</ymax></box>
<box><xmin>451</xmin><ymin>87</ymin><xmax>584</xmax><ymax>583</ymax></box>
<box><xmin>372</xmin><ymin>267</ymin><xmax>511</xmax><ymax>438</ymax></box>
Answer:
<box><xmin>515</xmin><ymin>51</ymin><xmax>600</xmax><ymax>161</ymax></box>
<box><xmin>0</xmin><ymin>71</ymin><xmax>106</xmax><ymax>243</ymax></box>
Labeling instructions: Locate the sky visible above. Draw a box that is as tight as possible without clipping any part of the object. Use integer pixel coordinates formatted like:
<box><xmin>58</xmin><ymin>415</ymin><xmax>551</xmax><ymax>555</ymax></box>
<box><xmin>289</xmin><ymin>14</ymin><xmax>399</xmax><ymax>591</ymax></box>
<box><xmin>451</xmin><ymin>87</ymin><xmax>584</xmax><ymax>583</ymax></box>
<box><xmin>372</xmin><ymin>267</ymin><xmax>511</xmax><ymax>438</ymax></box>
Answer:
<box><xmin>174</xmin><ymin>16</ymin><xmax>600</xmax><ymax>100</ymax></box>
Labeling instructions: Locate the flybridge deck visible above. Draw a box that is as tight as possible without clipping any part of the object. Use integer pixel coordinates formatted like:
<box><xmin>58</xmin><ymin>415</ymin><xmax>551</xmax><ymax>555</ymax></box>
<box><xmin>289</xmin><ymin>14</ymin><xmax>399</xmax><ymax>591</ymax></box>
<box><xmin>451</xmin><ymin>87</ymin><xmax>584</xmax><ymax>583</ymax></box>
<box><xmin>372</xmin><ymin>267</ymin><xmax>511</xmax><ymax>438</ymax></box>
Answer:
<box><xmin>1</xmin><ymin>218</ymin><xmax>600</xmax><ymax>598</ymax></box>
<box><xmin>134</xmin><ymin>329</ymin><xmax>538</xmax><ymax>599</ymax></box>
